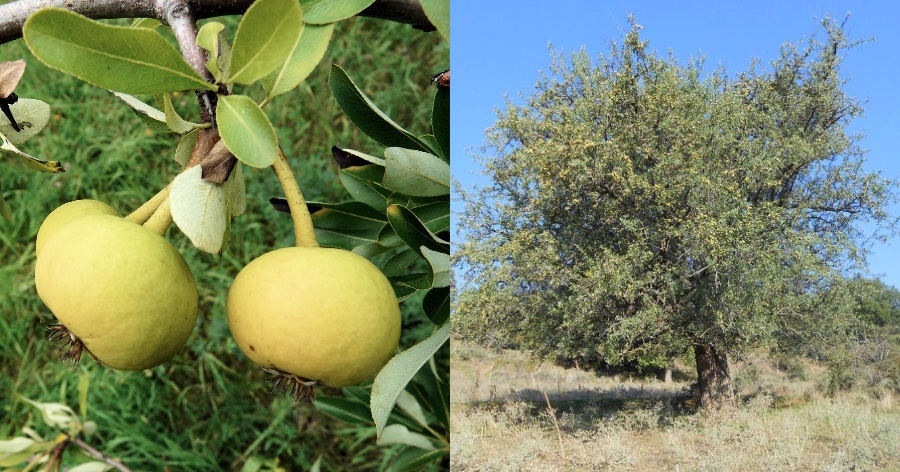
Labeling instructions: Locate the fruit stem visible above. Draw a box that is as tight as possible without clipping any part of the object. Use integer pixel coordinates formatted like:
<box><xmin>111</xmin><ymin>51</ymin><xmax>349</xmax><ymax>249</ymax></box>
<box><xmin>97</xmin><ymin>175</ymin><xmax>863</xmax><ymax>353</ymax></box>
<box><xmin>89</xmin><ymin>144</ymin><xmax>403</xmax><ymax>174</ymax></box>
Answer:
<box><xmin>272</xmin><ymin>149</ymin><xmax>318</xmax><ymax>248</ymax></box>
<box><xmin>126</xmin><ymin>184</ymin><xmax>171</xmax><ymax>224</ymax></box>
<box><xmin>142</xmin><ymin>195</ymin><xmax>173</xmax><ymax>236</ymax></box>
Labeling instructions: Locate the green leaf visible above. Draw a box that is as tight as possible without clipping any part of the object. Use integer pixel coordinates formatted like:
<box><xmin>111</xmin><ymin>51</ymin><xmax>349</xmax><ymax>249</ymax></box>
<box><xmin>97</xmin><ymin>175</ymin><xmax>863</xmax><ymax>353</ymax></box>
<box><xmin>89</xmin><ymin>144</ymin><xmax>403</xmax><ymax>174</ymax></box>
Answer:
<box><xmin>77</xmin><ymin>372</ymin><xmax>89</xmax><ymax>419</ymax></box>
<box><xmin>395</xmin><ymin>389</ymin><xmax>429</xmax><ymax>428</ymax></box>
<box><xmin>387</xmin><ymin>204</ymin><xmax>449</xmax><ymax>256</ymax></box>
<box><xmin>23</xmin><ymin>8</ymin><xmax>215</xmax><ymax>94</ymax></box>
<box><xmin>216</xmin><ymin>94</ymin><xmax>279</xmax><ymax>168</ymax></box>
<box><xmin>0</xmin><ymin>436</ymin><xmax>47</xmax><ymax>467</ymax></box>
<box><xmin>130</xmin><ymin>18</ymin><xmax>161</xmax><ymax>29</ymax></box>
<box><xmin>340</xmin><ymin>165</ymin><xmax>390</xmax><ymax>212</ymax></box>
<box><xmin>383</xmin><ymin>147</ymin><xmax>449</xmax><ymax>197</ymax></box>
<box><xmin>303</xmin><ymin>0</ymin><xmax>375</xmax><ymax>24</ymax></box>
<box><xmin>422</xmin><ymin>286</ymin><xmax>449</xmax><ymax>325</ymax></box>
<box><xmin>382</xmin><ymin>248</ymin><xmax>420</xmax><ymax>276</ymax></box>
<box><xmin>371</xmin><ymin>323</ymin><xmax>449</xmax><ymax>437</ymax></box>
<box><xmin>170</xmin><ymin>165</ymin><xmax>228</xmax><ymax>253</ymax></box>
<box><xmin>196</xmin><ymin>21</ymin><xmax>228</xmax><ymax>82</ymax></box>
<box><xmin>420</xmin><ymin>0</ymin><xmax>450</xmax><ymax>42</ymax></box>
<box><xmin>315</xmin><ymin>396</ymin><xmax>373</xmax><ymax>425</ymax></box>
<box><xmin>329</xmin><ymin>65</ymin><xmax>429</xmax><ymax>151</ymax></box>
<box><xmin>111</xmin><ymin>92</ymin><xmax>170</xmax><ymax>133</ymax></box>
<box><xmin>421</xmin><ymin>247</ymin><xmax>449</xmax><ymax>288</ymax></box>
<box><xmin>174</xmin><ymin>129</ymin><xmax>199</xmax><ymax>166</ymax></box>
<box><xmin>391</xmin><ymin>447</ymin><xmax>448</xmax><ymax>472</ymax></box>
<box><xmin>432</xmin><ymin>86</ymin><xmax>449</xmax><ymax>161</ymax></box>
<box><xmin>376</xmin><ymin>424</ymin><xmax>436</xmax><ymax>450</ymax></box>
<box><xmin>309</xmin><ymin>201</ymin><xmax>387</xmax><ymax>250</ymax></box>
<box><xmin>1</xmin><ymin>130</ymin><xmax>63</xmax><ymax>173</ymax></box>
<box><xmin>0</xmin><ymin>98</ymin><xmax>50</xmax><ymax>145</ymax></box>
<box><xmin>263</xmin><ymin>23</ymin><xmax>333</xmax><ymax>104</ymax></box>
<box><xmin>410</xmin><ymin>200</ymin><xmax>450</xmax><ymax>234</ymax></box>
<box><xmin>228</xmin><ymin>0</ymin><xmax>303</xmax><ymax>85</ymax></box>
<box><xmin>163</xmin><ymin>93</ymin><xmax>204</xmax><ymax>134</ymax></box>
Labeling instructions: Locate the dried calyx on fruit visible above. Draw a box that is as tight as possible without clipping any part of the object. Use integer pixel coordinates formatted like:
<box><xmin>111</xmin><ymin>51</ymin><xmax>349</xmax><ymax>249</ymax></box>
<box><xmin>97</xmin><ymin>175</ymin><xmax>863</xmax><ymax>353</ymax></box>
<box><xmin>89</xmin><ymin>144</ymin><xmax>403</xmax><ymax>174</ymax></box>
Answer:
<box><xmin>35</xmin><ymin>195</ymin><xmax>198</xmax><ymax>370</ymax></box>
<box><xmin>226</xmin><ymin>151</ymin><xmax>401</xmax><ymax>400</ymax></box>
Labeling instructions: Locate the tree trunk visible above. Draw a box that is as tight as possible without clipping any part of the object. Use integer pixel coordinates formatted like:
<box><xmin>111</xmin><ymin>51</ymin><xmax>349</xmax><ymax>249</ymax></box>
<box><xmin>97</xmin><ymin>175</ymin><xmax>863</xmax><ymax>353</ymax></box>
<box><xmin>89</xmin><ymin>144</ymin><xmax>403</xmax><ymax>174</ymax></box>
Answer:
<box><xmin>693</xmin><ymin>343</ymin><xmax>735</xmax><ymax>411</ymax></box>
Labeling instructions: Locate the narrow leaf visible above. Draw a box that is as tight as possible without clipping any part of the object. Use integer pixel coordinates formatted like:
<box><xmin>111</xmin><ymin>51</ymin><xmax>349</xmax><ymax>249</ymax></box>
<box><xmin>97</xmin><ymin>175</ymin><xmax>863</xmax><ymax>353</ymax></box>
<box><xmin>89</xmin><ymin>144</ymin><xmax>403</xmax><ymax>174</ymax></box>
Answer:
<box><xmin>391</xmin><ymin>448</ymin><xmax>448</xmax><ymax>472</ymax></box>
<box><xmin>263</xmin><ymin>23</ymin><xmax>333</xmax><ymax>102</ymax></box>
<box><xmin>309</xmin><ymin>201</ymin><xmax>387</xmax><ymax>250</ymax></box>
<box><xmin>170</xmin><ymin>165</ymin><xmax>228</xmax><ymax>253</ymax></box>
<box><xmin>431</xmin><ymin>86</ymin><xmax>449</xmax><ymax>161</ymax></box>
<box><xmin>315</xmin><ymin>396</ymin><xmax>373</xmax><ymax>424</ymax></box>
<box><xmin>329</xmin><ymin>65</ymin><xmax>429</xmax><ymax>151</ymax></box>
<box><xmin>0</xmin><ymin>98</ymin><xmax>50</xmax><ymax>145</ymax></box>
<box><xmin>383</xmin><ymin>147</ymin><xmax>449</xmax><ymax>197</ymax></box>
<box><xmin>420</xmin><ymin>0</ymin><xmax>450</xmax><ymax>42</ymax></box>
<box><xmin>340</xmin><ymin>165</ymin><xmax>390</xmax><ymax>212</ymax></box>
<box><xmin>371</xmin><ymin>323</ymin><xmax>450</xmax><ymax>437</ymax></box>
<box><xmin>228</xmin><ymin>0</ymin><xmax>303</xmax><ymax>85</ymax></box>
<box><xmin>395</xmin><ymin>389</ymin><xmax>429</xmax><ymax>428</ymax></box>
<box><xmin>216</xmin><ymin>94</ymin><xmax>278</xmax><ymax>168</ymax></box>
<box><xmin>304</xmin><ymin>0</ymin><xmax>375</xmax><ymax>24</ymax></box>
<box><xmin>77</xmin><ymin>372</ymin><xmax>89</xmax><ymax>419</ymax></box>
<box><xmin>24</xmin><ymin>8</ymin><xmax>215</xmax><ymax>94</ymax></box>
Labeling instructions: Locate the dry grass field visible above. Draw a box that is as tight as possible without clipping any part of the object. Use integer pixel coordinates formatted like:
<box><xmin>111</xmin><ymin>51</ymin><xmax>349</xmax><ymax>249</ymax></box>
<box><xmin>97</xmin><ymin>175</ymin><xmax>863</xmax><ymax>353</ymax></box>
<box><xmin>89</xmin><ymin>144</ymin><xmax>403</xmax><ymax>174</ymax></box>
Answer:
<box><xmin>451</xmin><ymin>341</ymin><xmax>900</xmax><ymax>471</ymax></box>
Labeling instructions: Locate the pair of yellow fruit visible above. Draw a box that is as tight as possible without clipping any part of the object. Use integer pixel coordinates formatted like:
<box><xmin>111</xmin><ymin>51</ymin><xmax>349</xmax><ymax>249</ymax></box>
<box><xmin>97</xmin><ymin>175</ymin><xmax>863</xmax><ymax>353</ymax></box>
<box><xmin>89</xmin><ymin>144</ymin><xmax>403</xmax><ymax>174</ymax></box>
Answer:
<box><xmin>34</xmin><ymin>200</ymin><xmax>400</xmax><ymax>389</ymax></box>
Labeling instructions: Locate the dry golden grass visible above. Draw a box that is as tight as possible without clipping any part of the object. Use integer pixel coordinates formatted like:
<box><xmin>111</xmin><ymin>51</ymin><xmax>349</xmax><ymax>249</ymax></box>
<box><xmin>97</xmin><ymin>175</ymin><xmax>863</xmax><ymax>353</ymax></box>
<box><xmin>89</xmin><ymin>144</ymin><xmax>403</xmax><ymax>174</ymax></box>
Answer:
<box><xmin>451</xmin><ymin>341</ymin><xmax>900</xmax><ymax>471</ymax></box>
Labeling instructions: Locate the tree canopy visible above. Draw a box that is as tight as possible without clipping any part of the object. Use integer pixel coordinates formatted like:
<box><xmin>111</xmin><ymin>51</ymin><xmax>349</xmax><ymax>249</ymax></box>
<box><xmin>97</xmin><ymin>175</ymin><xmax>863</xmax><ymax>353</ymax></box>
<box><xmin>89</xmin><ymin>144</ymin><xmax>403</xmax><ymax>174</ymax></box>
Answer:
<box><xmin>453</xmin><ymin>18</ymin><xmax>896</xmax><ymax>409</ymax></box>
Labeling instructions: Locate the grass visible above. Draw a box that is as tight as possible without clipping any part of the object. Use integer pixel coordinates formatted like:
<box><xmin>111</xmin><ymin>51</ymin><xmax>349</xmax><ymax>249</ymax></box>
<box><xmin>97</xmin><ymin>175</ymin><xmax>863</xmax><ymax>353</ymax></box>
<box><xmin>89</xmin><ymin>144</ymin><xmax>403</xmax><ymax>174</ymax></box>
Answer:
<box><xmin>451</xmin><ymin>341</ymin><xmax>900</xmax><ymax>471</ymax></box>
<box><xmin>0</xmin><ymin>13</ymin><xmax>447</xmax><ymax>471</ymax></box>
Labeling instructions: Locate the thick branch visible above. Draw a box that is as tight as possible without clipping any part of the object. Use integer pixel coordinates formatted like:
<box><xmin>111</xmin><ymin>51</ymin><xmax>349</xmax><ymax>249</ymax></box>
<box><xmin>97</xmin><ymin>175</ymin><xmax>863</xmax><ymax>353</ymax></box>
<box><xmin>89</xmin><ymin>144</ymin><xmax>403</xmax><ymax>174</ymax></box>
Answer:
<box><xmin>0</xmin><ymin>0</ymin><xmax>432</xmax><ymax>45</ymax></box>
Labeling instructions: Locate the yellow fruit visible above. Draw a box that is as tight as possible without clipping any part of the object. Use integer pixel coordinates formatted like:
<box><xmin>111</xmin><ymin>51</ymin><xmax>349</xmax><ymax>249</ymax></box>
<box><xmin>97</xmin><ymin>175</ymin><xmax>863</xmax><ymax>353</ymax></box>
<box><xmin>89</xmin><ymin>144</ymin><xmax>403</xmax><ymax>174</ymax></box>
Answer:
<box><xmin>35</xmin><ymin>214</ymin><xmax>198</xmax><ymax>371</ymax></box>
<box><xmin>227</xmin><ymin>247</ymin><xmax>401</xmax><ymax>388</ymax></box>
<box><xmin>35</xmin><ymin>199</ymin><xmax>119</xmax><ymax>257</ymax></box>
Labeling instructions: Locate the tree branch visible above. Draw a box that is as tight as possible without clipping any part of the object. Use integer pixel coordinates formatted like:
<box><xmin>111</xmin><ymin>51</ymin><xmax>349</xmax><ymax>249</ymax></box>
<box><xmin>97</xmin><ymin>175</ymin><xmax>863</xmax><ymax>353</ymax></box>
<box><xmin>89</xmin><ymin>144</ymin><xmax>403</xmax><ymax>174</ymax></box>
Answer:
<box><xmin>0</xmin><ymin>0</ymin><xmax>433</xmax><ymax>45</ymax></box>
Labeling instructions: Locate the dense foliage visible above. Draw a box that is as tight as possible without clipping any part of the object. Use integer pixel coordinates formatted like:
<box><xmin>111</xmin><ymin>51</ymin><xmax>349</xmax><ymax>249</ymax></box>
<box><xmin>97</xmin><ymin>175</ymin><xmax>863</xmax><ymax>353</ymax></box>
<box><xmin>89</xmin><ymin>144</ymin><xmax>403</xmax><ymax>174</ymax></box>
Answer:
<box><xmin>454</xmin><ymin>18</ymin><xmax>895</xmax><ymax>409</ymax></box>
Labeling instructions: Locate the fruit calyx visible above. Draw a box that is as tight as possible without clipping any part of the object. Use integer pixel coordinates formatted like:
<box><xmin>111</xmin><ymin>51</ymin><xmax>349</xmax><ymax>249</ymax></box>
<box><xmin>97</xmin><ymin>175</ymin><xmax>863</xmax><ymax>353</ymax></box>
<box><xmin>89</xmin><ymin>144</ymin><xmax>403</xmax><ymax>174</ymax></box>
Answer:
<box><xmin>46</xmin><ymin>322</ymin><xmax>93</xmax><ymax>365</ymax></box>
<box><xmin>263</xmin><ymin>367</ymin><xmax>319</xmax><ymax>402</ymax></box>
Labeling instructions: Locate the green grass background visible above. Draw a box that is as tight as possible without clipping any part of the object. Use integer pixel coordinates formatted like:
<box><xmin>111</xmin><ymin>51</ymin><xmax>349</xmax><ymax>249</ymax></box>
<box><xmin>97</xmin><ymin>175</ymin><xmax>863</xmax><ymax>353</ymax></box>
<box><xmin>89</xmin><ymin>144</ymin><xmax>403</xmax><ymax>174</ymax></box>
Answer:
<box><xmin>0</xmin><ymin>13</ymin><xmax>448</xmax><ymax>471</ymax></box>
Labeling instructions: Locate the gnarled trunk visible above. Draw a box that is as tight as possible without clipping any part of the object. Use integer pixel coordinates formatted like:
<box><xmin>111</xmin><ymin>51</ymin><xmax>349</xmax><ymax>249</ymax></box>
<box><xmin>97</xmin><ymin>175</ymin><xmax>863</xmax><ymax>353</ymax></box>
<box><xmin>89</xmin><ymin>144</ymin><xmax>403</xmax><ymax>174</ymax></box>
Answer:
<box><xmin>693</xmin><ymin>343</ymin><xmax>735</xmax><ymax>411</ymax></box>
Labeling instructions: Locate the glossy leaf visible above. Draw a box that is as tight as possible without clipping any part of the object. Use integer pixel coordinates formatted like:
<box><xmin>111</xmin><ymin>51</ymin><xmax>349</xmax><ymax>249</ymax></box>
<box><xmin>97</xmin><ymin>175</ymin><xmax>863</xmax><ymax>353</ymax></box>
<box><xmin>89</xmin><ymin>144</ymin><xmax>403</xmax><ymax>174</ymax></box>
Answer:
<box><xmin>371</xmin><ymin>323</ymin><xmax>450</xmax><ymax>437</ymax></box>
<box><xmin>309</xmin><ymin>201</ymin><xmax>387</xmax><ymax>250</ymax></box>
<box><xmin>420</xmin><ymin>0</ymin><xmax>450</xmax><ymax>42</ymax></box>
<box><xmin>410</xmin><ymin>200</ymin><xmax>450</xmax><ymax>234</ymax></box>
<box><xmin>432</xmin><ymin>86</ymin><xmax>449</xmax><ymax>161</ymax></box>
<box><xmin>422</xmin><ymin>286</ymin><xmax>450</xmax><ymax>325</ymax></box>
<box><xmin>0</xmin><ymin>98</ymin><xmax>50</xmax><ymax>145</ymax></box>
<box><xmin>263</xmin><ymin>23</ymin><xmax>333</xmax><ymax>103</ymax></box>
<box><xmin>228</xmin><ymin>0</ymin><xmax>303</xmax><ymax>85</ymax></box>
<box><xmin>382</xmin><ymin>248</ymin><xmax>419</xmax><ymax>276</ymax></box>
<box><xmin>23</xmin><ymin>8</ymin><xmax>215</xmax><ymax>94</ymax></box>
<box><xmin>170</xmin><ymin>165</ymin><xmax>228</xmax><ymax>253</ymax></box>
<box><xmin>387</xmin><ymin>204</ymin><xmax>449</xmax><ymax>256</ymax></box>
<box><xmin>383</xmin><ymin>147</ymin><xmax>449</xmax><ymax>197</ymax></box>
<box><xmin>329</xmin><ymin>65</ymin><xmax>429</xmax><ymax>151</ymax></box>
<box><xmin>216</xmin><ymin>94</ymin><xmax>278</xmax><ymax>168</ymax></box>
<box><xmin>315</xmin><ymin>395</ymin><xmax>373</xmax><ymax>425</ymax></box>
<box><xmin>1</xmin><ymin>130</ymin><xmax>63</xmax><ymax>173</ymax></box>
<box><xmin>304</xmin><ymin>0</ymin><xmax>375</xmax><ymax>24</ymax></box>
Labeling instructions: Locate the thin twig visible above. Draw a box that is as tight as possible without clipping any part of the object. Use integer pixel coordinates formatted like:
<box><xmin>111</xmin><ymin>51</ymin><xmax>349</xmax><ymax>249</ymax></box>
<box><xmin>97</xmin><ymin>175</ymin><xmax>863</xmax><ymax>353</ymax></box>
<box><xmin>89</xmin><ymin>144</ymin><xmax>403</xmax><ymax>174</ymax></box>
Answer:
<box><xmin>72</xmin><ymin>438</ymin><xmax>132</xmax><ymax>472</ymax></box>
<box><xmin>161</xmin><ymin>0</ymin><xmax>217</xmax><ymax>124</ymax></box>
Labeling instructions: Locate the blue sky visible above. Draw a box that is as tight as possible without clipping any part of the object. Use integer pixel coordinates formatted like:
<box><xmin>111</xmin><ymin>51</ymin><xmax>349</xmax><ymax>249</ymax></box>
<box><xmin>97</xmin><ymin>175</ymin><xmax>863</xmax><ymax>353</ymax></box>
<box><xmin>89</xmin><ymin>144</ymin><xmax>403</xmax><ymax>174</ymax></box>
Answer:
<box><xmin>451</xmin><ymin>1</ymin><xmax>900</xmax><ymax>288</ymax></box>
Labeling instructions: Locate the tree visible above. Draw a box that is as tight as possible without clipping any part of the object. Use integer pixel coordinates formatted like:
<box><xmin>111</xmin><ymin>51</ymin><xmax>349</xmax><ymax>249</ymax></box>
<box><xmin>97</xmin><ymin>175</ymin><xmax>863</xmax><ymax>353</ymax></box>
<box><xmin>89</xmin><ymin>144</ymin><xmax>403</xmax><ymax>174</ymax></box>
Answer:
<box><xmin>0</xmin><ymin>0</ymin><xmax>449</xmax><ymax>469</ymax></box>
<box><xmin>454</xmin><ymin>18</ymin><xmax>895</xmax><ymax>411</ymax></box>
